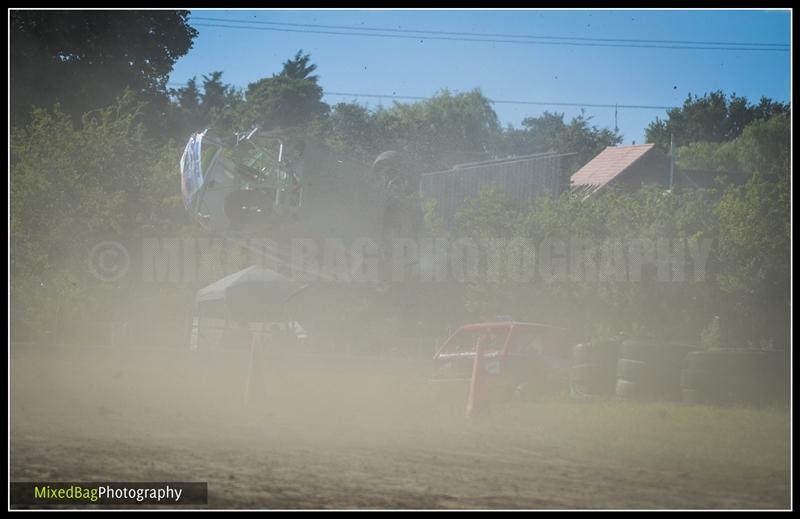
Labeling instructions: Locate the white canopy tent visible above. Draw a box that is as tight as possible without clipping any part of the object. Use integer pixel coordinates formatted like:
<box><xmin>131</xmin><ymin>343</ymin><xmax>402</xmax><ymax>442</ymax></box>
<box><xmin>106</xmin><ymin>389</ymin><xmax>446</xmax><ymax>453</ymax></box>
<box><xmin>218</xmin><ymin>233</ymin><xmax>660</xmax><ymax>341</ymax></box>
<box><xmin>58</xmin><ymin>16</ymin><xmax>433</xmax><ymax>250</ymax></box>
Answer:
<box><xmin>195</xmin><ymin>265</ymin><xmax>307</xmax><ymax>322</ymax></box>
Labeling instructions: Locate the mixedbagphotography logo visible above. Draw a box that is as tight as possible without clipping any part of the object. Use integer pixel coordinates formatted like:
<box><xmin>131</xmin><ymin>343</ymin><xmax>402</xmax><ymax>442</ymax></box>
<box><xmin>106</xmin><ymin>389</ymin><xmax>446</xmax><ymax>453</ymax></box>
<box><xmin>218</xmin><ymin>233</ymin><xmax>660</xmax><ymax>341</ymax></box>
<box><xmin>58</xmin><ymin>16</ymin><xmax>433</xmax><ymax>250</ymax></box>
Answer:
<box><xmin>88</xmin><ymin>241</ymin><xmax>130</xmax><ymax>282</ymax></box>
<box><xmin>86</xmin><ymin>235</ymin><xmax>713</xmax><ymax>286</ymax></box>
<box><xmin>10</xmin><ymin>481</ymin><xmax>208</xmax><ymax>506</ymax></box>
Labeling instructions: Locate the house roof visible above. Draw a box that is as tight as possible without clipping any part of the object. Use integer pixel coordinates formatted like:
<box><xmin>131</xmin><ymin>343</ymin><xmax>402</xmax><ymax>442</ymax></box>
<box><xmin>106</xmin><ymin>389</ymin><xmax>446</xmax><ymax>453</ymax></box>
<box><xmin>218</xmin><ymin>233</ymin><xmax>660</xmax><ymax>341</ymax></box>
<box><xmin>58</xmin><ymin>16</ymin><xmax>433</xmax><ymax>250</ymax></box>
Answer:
<box><xmin>570</xmin><ymin>143</ymin><xmax>656</xmax><ymax>196</ymax></box>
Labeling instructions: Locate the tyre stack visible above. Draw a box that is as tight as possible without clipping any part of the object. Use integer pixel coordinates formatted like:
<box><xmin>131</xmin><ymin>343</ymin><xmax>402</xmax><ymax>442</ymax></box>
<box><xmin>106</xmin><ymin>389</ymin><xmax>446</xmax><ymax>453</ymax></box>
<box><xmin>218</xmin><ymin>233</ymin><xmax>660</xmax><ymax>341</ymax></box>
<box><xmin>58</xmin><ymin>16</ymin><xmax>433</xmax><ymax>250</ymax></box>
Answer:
<box><xmin>616</xmin><ymin>340</ymin><xmax>699</xmax><ymax>401</ymax></box>
<box><xmin>763</xmin><ymin>349</ymin><xmax>790</xmax><ymax>406</ymax></box>
<box><xmin>570</xmin><ymin>339</ymin><xmax>621</xmax><ymax>398</ymax></box>
<box><xmin>681</xmin><ymin>349</ymin><xmax>789</xmax><ymax>406</ymax></box>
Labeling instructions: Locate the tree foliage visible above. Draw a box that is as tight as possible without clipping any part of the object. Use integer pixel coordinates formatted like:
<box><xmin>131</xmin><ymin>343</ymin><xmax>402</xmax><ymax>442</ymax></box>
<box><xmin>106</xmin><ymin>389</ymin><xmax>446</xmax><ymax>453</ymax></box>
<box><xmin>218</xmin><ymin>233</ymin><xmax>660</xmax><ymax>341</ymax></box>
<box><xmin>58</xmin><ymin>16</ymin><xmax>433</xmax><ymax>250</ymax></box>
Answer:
<box><xmin>311</xmin><ymin>102</ymin><xmax>384</xmax><ymax>162</ymax></box>
<box><xmin>10</xmin><ymin>10</ymin><xmax>197</xmax><ymax>131</ymax></box>
<box><xmin>10</xmin><ymin>92</ymin><xmax>185</xmax><ymax>323</ymax></box>
<box><xmin>676</xmin><ymin>113</ymin><xmax>789</xmax><ymax>180</ymax></box>
<box><xmin>646</xmin><ymin>91</ymin><xmax>788</xmax><ymax>151</ymax></box>
<box><xmin>503</xmin><ymin>111</ymin><xmax>622</xmax><ymax>173</ymax></box>
<box><xmin>170</xmin><ymin>71</ymin><xmax>243</xmax><ymax>137</ymax></box>
<box><xmin>244</xmin><ymin>74</ymin><xmax>328</xmax><ymax>130</ymax></box>
<box><xmin>385</xmin><ymin>89</ymin><xmax>502</xmax><ymax>170</ymax></box>
<box><xmin>310</xmin><ymin>89</ymin><xmax>503</xmax><ymax>171</ymax></box>
<box><xmin>442</xmin><ymin>171</ymin><xmax>789</xmax><ymax>348</ymax></box>
<box><xmin>280</xmin><ymin>49</ymin><xmax>319</xmax><ymax>81</ymax></box>
<box><xmin>712</xmin><ymin>172</ymin><xmax>790</xmax><ymax>347</ymax></box>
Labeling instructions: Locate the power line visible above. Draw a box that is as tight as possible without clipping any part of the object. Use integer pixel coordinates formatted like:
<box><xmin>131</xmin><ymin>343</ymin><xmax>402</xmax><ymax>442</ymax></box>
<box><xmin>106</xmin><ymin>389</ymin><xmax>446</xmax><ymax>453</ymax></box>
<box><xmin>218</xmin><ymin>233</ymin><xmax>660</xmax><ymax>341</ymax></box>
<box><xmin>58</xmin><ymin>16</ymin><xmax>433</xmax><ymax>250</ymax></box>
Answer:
<box><xmin>325</xmin><ymin>92</ymin><xmax>676</xmax><ymax>110</ymax></box>
<box><xmin>191</xmin><ymin>21</ymin><xmax>789</xmax><ymax>52</ymax></box>
<box><xmin>166</xmin><ymin>82</ymin><xmax>677</xmax><ymax>111</ymax></box>
<box><xmin>191</xmin><ymin>16</ymin><xmax>789</xmax><ymax>49</ymax></box>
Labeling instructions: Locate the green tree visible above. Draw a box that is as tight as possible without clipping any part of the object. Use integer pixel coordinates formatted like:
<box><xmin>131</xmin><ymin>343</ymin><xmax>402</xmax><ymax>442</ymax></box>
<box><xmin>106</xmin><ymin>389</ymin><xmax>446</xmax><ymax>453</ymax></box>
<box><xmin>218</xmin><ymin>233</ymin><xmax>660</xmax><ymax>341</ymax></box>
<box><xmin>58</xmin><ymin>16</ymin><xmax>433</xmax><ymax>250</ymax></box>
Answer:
<box><xmin>10</xmin><ymin>10</ymin><xmax>197</xmax><ymax>130</ymax></box>
<box><xmin>733</xmin><ymin>113</ymin><xmax>791</xmax><ymax>179</ymax></box>
<box><xmin>174</xmin><ymin>77</ymin><xmax>201</xmax><ymax>114</ymax></box>
<box><xmin>200</xmin><ymin>72</ymin><xmax>232</xmax><ymax>113</ymax></box>
<box><xmin>170</xmin><ymin>71</ymin><xmax>244</xmax><ymax>137</ymax></box>
<box><xmin>382</xmin><ymin>89</ymin><xmax>502</xmax><ymax>171</ymax></box>
<box><xmin>503</xmin><ymin>111</ymin><xmax>622</xmax><ymax>173</ymax></box>
<box><xmin>245</xmin><ymin>75</ymin><xmax>328</xmax><ymax>130</ymax></box>
<box><xmin>676</xmin><ymin>113</ymin><xmax>790</xmax><ymax>180</ymax></box>
<box><xmin>713</xmin><ymin>173</ymin><xmax>789</xmax><ymax>348</ymax></box>
<box><xmin>10</xmin><ymin>92</ymin><xmax>185</xmax><ymax>325</ymax></box>
<box><xmin>170</xmin><ymin>76</ymin><xmax>202</xmax><ymax>137</ymax></box>
<box><xmin>311</xmin><ymin>102</ymin><xmax>382</xmax><ymax>161</ymax></box>
<box><xmin>200</xmin><ymin>71</ymin><xmax>244</xmax><ymax>132</ymax></box>
<box><xmin>280</xmin><ymin>49</ymin><xmax>319</xmax><ymax>81</ymax></box>
<box><xmin>646</xmin><ymin>91</ymin><xmax>788</xmax><ymax>150</ymax></box>
<box><xmin>243</xmin><ymin>52</ymin><xmax>328</xmax><ymax>130</ymax></box>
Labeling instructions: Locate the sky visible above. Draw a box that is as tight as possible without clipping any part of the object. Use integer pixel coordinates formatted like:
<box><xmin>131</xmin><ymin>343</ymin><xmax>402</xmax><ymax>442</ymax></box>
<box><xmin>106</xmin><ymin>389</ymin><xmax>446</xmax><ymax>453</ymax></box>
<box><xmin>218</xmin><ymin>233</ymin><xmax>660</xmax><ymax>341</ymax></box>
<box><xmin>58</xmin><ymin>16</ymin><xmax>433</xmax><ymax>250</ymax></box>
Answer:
<box><xmin>169</xmin><ymin>9</ymin><xmax>791</xmax><ymax>145</ymax></box>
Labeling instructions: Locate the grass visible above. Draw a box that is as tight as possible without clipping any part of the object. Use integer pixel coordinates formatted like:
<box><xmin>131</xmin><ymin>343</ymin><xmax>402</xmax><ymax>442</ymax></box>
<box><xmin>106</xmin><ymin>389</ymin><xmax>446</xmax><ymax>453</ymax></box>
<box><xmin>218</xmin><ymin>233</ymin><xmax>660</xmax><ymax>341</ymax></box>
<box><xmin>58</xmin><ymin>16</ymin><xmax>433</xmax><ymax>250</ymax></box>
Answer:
<box><xmin>266</xmin><ymin>361</ymin><xmax>790</xmax><ymax>480</ymax></box>
<box><xmin>469</xmin><ymin>396</ymin><xmax>790</xmax><ymax>478</ymax></box>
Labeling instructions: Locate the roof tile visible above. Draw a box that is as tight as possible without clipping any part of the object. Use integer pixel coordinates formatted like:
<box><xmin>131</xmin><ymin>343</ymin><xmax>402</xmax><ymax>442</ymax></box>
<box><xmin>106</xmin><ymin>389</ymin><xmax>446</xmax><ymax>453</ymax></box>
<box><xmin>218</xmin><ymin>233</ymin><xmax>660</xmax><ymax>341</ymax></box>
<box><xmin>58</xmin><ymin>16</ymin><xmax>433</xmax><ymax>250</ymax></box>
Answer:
<box><xmin>570</xmin><ymin>143</ymin><xmax>655</xmax><ymax>189</ymax></box>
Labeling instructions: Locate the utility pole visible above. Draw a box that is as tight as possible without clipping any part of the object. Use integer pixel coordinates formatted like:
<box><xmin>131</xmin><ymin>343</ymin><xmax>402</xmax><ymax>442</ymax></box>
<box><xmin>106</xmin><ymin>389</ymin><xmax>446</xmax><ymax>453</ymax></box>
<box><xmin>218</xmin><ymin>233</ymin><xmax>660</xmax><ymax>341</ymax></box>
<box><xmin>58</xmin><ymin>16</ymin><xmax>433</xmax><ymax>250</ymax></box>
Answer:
<box><xmin>669</xmin><ymin>132</ymin><xmax>674</xmax><ymax>191</ymax></box>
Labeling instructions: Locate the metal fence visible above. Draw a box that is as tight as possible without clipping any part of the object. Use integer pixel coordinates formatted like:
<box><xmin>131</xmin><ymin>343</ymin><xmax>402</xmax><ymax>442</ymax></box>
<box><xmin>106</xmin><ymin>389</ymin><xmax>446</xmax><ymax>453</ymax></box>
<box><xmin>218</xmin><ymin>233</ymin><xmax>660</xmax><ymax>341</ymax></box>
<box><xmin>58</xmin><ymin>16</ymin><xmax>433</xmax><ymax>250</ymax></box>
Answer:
<box><xmin>420</xmin><ymin>152</ymin><xmax>570</xmax><ymax>229</ymax></box>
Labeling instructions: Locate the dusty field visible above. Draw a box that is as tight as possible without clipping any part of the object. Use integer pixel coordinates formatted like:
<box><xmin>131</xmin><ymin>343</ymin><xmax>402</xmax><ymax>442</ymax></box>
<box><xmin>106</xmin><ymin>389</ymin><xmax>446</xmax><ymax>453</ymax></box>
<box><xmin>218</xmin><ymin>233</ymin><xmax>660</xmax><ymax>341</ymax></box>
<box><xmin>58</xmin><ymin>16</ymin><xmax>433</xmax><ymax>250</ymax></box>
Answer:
<box><xmin>10</xmin><ymin>344</ymin><xmax>790</xmax><ymax>510</ymax></box>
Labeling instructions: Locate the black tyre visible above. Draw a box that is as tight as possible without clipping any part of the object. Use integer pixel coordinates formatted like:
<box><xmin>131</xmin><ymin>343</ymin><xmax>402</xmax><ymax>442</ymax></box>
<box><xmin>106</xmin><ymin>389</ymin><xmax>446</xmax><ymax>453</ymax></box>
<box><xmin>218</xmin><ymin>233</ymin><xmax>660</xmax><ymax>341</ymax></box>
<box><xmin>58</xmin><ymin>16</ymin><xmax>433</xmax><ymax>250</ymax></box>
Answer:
<box><xmin>573</xmin><ymin>343</ymin><xmax>605</xmax><ymax>365</ymax></box>
<box><xmin>659</xmin><ymin>342</ymin><xmax>699</xmax><ymax>370</ymax></box>
<box><xmin>615</xmin><ymin>378</ymin><xmax>642</xmax><ymax>399</ymax></box>
<box><xmin>620</xmin><ymin>340</ymin><xmax>660</xmax><ymax>362</ymax></box>
<box><xmin>571</xmin><ymin>363</ymin><xmax>602</xmax><ymax>382</ymax></box>
<box><xmin>681</xmin><ymin>388</ymin><xmax>703</xmax><ymax>404</ymax></box>
<box><xmin>686</xmin><ymin>349</ymin><xmax>768</xmax><ymax>372</ymax></box>
<box><xmin>680</xmin><ymin>368</ymin><xmax>708</xmax><ymax>390</ymax></box>
<box><xmin>679</xmin><ymin>349</ymin><xmax>790</xmax><ymax>407</ymax></box>
<box><xmin>762</xmin><ymin>351</ymin><xmax>789</xmax><ymax>405</ymax></box>
<box><xmin>661</xmin><ymin>342</ymin><xmax>700</xmax><ymax>357</ymax></box>
<box><xmin>570</xmin><ymin>364</ymin><xmax>603</xmax><ymax>395</ymax></box>
<box><xmin>616</xmin><ymin>359</ymin><xmax>655</xmax><ymax>383</ymax></box>
<box><xmin>573</xmin><ymin>340</ymin><xmax>621</xmax><ymax>366</ymax></box>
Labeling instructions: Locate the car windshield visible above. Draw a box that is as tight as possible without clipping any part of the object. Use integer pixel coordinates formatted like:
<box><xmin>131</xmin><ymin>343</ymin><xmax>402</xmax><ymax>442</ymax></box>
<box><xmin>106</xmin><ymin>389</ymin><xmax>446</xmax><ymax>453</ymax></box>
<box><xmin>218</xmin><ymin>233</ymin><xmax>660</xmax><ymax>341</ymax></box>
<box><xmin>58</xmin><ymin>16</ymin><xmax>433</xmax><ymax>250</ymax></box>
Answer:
<box><xmin>443</xmin><ymin>328</ymin><xmax>508</xmax><ymax>354</ymax></box>
<box><xmin>506</xmin><ymin>328</ymin><xmax>546</xmax><ymax>356</ymax></box>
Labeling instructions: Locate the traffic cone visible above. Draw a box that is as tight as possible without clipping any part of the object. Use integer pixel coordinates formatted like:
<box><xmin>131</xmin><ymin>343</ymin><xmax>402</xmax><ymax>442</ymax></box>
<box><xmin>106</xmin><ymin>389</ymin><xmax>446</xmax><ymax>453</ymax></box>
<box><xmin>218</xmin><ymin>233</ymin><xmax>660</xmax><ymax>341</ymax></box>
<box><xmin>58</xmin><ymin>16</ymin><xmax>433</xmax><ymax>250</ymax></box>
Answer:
<box><xmin>466</xmin><ymin>343</ymin><xmax>490</xmax><ymax>418</ymax></box>
<box><xmin>245</xmin><ymin>332</ymin><xmax>266</xmax><ymax>406</ymax></box>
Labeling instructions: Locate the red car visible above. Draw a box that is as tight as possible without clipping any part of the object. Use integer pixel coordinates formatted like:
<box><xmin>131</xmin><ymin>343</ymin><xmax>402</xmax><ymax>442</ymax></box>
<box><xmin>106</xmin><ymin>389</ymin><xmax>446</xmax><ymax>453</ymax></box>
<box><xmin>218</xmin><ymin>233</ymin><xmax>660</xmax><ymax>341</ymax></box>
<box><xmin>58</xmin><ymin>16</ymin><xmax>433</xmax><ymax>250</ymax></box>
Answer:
<box><xmin>432</xmin><ymin>321</ymin><xmax>576</xmax><ymax>397</ymax></box>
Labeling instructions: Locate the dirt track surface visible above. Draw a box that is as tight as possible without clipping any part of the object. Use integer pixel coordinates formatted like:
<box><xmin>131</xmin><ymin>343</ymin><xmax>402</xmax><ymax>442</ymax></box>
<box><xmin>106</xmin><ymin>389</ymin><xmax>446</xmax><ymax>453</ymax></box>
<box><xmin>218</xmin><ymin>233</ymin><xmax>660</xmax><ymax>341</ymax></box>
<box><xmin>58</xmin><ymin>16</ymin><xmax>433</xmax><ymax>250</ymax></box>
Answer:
<box><xmin>10</xmin><ymin>346</ymin><xmax>790</xmax><ymax>509</ymax></box>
